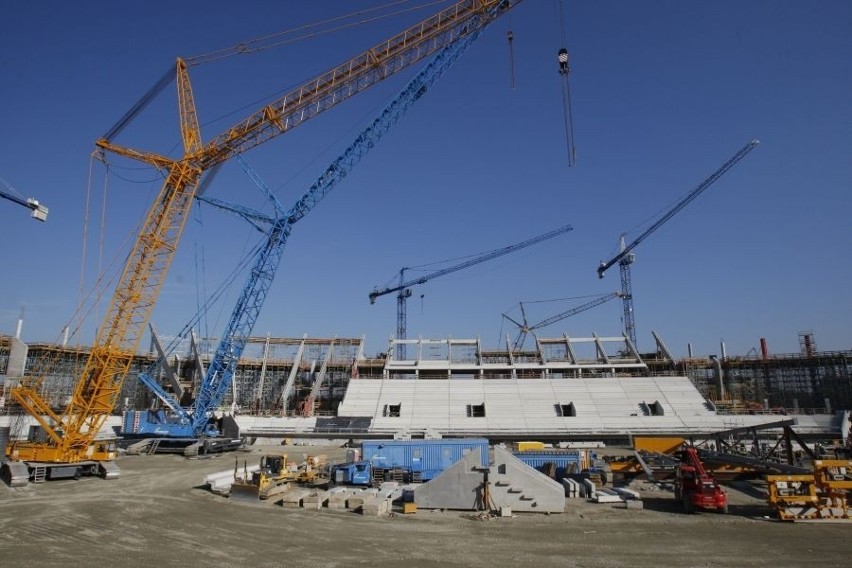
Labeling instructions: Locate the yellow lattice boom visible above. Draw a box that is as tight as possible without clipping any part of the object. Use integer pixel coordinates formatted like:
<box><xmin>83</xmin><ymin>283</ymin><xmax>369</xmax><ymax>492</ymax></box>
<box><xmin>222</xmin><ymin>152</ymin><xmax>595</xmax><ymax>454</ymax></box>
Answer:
<box><xmin>7</xmin><ymin>0</ymin><xmax>523</xmax><ymax>466</ymax></box>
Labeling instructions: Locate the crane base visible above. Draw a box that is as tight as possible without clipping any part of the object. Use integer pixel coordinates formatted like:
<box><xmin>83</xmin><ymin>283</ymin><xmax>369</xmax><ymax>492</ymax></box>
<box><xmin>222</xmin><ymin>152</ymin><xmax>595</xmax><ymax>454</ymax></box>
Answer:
<box><xmin>1</xmin><ymin>460</ymin><xmax>120</xmax><ymax>486</ymax></box>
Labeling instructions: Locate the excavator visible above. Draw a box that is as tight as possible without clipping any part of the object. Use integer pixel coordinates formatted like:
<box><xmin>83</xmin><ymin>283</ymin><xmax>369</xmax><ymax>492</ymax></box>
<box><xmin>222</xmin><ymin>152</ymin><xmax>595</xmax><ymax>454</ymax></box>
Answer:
<box><xmin>674</xmin><ymin>445</ymin><xmax>729</xmax><ymax>514</ymax></box>
<box><xmin>2</xmin><ymin>0</ymin><xmax>524</xmax><ymax>487</ymax></box>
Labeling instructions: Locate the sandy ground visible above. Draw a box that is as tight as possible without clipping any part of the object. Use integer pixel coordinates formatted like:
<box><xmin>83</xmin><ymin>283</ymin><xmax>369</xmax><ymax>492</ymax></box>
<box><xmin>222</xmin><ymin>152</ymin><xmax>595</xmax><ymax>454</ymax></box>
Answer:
<box><xmin>1</xmin><ymin>443</ymin><xmax>850</xmax><ymax>568</ymax></box>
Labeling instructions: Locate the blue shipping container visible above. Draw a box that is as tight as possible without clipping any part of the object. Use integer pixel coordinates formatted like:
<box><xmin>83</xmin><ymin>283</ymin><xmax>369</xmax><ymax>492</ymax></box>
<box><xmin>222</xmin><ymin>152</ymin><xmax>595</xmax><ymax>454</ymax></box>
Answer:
<box><xmin>362</xmin><ymin>438</ymin><xmax>489</xmax><ymax>481</ymax></box>
<box><xmin>512</xmin><ymin>450</ymin><xmax>584</xmax><ymax>480</ymax></box>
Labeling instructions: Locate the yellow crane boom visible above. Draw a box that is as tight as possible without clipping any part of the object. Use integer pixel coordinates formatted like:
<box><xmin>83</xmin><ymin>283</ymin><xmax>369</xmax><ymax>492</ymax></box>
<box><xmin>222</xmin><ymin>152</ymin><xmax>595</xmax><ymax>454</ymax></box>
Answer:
<box><xmin>6</xmin><ymin>0</ymin><xmax>522</xmax><ymax>469</ymax></box>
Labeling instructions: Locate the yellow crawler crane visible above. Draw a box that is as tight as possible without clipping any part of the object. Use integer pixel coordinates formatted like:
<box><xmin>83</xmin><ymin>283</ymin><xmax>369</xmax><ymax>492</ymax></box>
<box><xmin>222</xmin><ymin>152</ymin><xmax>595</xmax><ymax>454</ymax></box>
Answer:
<box><xmin>2</xmin><ymin>0</ymin><xmax>523</xmax><ymax>486</ymax></box>
<box><xmin>767</xmin><ymin>460</ymin><xmax>852</xmax><ymax>521</ymax></box>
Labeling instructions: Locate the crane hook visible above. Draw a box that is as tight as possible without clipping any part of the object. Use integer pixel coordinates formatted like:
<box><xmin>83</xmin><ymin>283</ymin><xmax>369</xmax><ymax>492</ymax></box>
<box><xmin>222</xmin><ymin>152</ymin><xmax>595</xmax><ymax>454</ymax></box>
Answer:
<box><xmin>558</xmin><ymin>47</ymin><xmax>569</xmax><ymax>75</ymax></box>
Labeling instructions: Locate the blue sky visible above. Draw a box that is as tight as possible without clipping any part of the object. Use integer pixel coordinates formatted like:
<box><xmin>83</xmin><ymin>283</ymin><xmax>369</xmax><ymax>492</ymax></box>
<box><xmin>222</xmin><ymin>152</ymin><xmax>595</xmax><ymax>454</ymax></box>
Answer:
<box><xmin>1</xmin><ymin>0</ymin><xmax>850</xmax><ymax>359</ymax></box>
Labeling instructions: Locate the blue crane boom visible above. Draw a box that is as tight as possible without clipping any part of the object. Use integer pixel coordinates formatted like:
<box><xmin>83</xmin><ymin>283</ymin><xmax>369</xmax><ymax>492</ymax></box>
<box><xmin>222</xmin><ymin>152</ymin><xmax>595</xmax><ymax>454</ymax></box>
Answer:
<box><xmin>369</xmin><ymin>224</ymin><xmax>574</xmax><ymax>359</ymax></box>
<box><xmin>596</xmin><ymin>139</ymin><xmax>760</xmax><ymax>348</ymax></box>
<box><xmin>0</xmin><ymin>176</ymin><xmax>48</xmax><ymax>221</ymax></box>
<box><xmin>124</xmin><ymin>16</ymin><xmax>502</xmax><ymax>452</ymax></box>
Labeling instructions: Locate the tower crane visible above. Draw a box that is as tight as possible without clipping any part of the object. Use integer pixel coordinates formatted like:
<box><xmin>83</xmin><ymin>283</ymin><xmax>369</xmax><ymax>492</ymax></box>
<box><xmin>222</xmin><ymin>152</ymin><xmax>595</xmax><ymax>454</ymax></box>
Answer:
<box><xmin>370</xmin><ymin>224</ymin><xmax>574</xmax><ymax>360</ymax></box>
<box><xmin>597</xmin><ymin>140</ymin><xmax>760</xmax><ymax>349</ymax></box>
<box><xmin>503</xmin><ymin>291</ymin><xmax>623</xmax><ymax>350</ymax></box>
<box><xmin>2</xmin><ymin>0</ymin><xmax>524</xmax><ymax>486</ymax></box>
<box><xmin>0</xmin><ymin>176</ymin><xmax>48</xmax><ymax>221</ymax></box>
<box><xmin>122</xmin><ymin>21</ymin><xmax>500</xmax><ymax>454</ymax></box>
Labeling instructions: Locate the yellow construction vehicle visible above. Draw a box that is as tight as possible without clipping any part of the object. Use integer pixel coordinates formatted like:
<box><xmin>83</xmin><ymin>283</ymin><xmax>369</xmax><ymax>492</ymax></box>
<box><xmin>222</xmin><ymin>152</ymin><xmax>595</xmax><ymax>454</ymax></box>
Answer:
<box><xmin>230</xmin><ymin>453</ymin><xmax>326</xmax><ymax>501</ymax></box>
<box><xmin>767</xmin><ymin>459</ymin><xmax>852</xmax><ymax>521</ymax></box>
<box><xmin>1</xmin><ymin>0</ymin><xmax>523</xmax><ymax>487</ymax></box>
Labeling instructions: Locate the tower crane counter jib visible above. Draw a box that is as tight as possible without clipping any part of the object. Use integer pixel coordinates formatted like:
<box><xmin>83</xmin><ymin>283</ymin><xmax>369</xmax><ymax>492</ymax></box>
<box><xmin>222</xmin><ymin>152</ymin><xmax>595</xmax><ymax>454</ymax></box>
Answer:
<box><xmin>0</xmin><ymin>176</ymin><xmax>48</xmax><ymax>221</ymax></box>
<box><xmin>2</xmin><ymin>0</ymin><xmax>525</xmax><ymax>486</ymax></box>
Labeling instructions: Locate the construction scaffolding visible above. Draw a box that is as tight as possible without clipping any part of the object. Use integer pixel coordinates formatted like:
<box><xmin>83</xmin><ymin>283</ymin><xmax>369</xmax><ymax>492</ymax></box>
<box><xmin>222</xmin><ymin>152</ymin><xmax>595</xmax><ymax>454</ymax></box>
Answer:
<box><xmin>644</xmin><ymin>340</ymin><xmax>852</xmax><ymax>413</ymax></box>
<box><xmin>1</xmin><ymin>333</ymin><xmax>850</xmax><ymax>419</ymax></box>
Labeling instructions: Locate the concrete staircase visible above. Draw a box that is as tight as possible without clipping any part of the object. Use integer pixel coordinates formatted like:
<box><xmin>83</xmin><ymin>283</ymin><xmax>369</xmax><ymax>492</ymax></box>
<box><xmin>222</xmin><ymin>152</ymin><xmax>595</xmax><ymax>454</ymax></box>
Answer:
<box><xmin>412</xmin><ymin>446</ymin><xmax>565</xmax><ymax>514</ymax></box>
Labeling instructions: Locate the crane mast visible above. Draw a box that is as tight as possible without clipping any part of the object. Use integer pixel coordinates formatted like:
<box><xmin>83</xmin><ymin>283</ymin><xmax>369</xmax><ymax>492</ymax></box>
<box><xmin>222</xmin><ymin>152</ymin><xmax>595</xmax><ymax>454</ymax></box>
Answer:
<box><xmin>5</xmin><ymin>0</ymin><xmax>524</xmax><ymax>476</ymax></box>
<box><xmin>122</xmin><ymin>2</ymin><xmax>521</xmax><ymax>451</ymax></box>
<box><xmin>370</xmin><ymin>224</ymin><xmax>574</xmax><ymax>359</ymax></box>
<box><xmin>597</xmin><ymin>140</ymin><xmax>760</xmax><ymax>348</ymax></box>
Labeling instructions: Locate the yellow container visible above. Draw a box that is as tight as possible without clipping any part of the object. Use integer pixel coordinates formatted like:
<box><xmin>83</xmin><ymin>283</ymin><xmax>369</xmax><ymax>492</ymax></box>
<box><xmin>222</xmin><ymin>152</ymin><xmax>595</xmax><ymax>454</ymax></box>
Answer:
<box><xmin>403</xmin><ymin>502</ymin><xmax>418</xmax><ymax>514</ymax></box>
<box><xmin>632</xmin><ymin>436</ymin><xmax>684</xmax><ymax>455</ymax></box>
<box><xmin>514</xmin><ymin>441</ymin><xmax>545</xmax><ymax>452</ymax></box>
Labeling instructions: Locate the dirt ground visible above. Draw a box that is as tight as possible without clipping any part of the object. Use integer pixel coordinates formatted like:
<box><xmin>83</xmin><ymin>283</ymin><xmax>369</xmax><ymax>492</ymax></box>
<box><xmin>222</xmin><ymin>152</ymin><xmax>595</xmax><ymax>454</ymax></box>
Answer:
<box><xmin>1</xmin><ymin>443</ymin><xmax>850</xmax><ymax>568</ymax></box>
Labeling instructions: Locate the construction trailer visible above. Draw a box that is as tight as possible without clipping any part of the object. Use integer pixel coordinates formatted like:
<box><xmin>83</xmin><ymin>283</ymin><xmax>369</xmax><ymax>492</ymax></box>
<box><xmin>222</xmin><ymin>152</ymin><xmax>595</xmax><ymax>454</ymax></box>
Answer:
<box><xmin>361</xmin><ymin>438</ymin><xmax>489</xmax><ymax>482</ymax></box>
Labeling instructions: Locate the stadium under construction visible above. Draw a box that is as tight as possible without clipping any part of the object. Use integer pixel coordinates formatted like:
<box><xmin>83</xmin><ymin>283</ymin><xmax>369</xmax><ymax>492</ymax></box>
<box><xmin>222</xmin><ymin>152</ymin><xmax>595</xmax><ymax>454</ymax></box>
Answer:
<box><xmin>2</xmin><ymin>330</ymin><xmax>849</xmax><ymax>445</ymax></box>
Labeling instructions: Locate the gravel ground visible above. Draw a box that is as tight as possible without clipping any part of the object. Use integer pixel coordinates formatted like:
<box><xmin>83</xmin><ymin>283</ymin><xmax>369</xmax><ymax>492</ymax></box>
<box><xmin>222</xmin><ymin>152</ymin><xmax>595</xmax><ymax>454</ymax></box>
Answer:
<box><xmin>1</xmin><ymin>443</ymin><xmax>850</xmax><ymax>568</ymax></box>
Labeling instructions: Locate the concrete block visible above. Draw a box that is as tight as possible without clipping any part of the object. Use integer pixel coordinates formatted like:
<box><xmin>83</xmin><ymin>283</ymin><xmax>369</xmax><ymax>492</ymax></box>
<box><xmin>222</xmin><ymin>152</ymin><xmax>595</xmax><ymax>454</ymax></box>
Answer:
<box><xmin>614</xmin><ymin>487</ymin><xmax>641</xmax><ymax>501</ymax></box>
<box><xmin>361</xmin><ymin>497</ymin><xmax>390</xmax><ymax>516</ymax></box>
<box><xmin>347</xmin><ymin>496</ymin><xmax>368</xmax><ymax>510</ymax></box>
<box><xmin>302</xmin><ymin>490</ymin><xmax>329</xmax><ymax>509</ymax></box>
<box><xmin>561</xmin><ymin>477</ymin><xmax>582</xmax><ymax>499</ymax></box>
<box><xmin>499</xmin><ymin>506</ymin><xmax>512</xmax><ymax>517</ymax></box>
<box><xmin>281</xmin><ymin>488</ymin><xmax>311</xmax><ymax>508</ymax></box>
<box><xmin>626</xmin><ymin>499</ymin><xmax>645</xmax><ymax>510</ymax></box>
<box><xmin>593</xmin><ymin>492</ymin><xmax>623</xmax><ymax>504</ymax></box>
<box><xmin>327</xmin><ymin>494</ymin><xmax>349</xmax><ymax>509</ymax></box>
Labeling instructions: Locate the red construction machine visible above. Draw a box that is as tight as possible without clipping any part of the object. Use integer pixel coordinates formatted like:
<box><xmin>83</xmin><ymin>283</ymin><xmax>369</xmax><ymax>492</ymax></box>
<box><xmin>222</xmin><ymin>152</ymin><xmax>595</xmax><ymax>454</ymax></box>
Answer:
<box><xmin>674</xmin><ymin>445</ymin><xmax>728</xmax><ymax>514</ymax></box>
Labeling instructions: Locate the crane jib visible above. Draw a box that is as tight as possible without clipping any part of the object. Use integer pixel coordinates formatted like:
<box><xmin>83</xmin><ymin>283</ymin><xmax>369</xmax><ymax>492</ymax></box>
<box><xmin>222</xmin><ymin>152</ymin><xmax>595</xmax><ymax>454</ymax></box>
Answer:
<box><xmin>10</xmin><ymin>0</ymin><xmax>525</xmax><ymax>467</ymax></box>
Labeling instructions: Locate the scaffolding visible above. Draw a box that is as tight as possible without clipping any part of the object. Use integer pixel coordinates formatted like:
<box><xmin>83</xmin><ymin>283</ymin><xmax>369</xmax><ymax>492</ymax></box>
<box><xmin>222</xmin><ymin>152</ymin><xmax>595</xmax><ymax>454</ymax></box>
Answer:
<box><xmin>2</xmin><ymin>333</ymin><xmax>850</xmax><ymax>419</ymax></box>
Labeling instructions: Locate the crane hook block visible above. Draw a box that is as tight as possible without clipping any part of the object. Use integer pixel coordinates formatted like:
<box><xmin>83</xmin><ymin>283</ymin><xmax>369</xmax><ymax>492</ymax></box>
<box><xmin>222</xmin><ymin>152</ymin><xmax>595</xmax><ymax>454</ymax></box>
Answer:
<box><xmin>558</xmin><ymin>48</ymin><xmax>569</xmax><ymax>75</ymax></box>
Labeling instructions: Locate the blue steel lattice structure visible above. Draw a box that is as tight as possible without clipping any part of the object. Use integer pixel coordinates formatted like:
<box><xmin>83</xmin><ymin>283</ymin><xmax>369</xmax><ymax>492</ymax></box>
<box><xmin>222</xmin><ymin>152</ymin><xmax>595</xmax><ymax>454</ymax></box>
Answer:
<box><xmin>123</xmin><ymin>20</ymin><xmax>501</xmax><ymax>451</ymax></box>
<box><xmin>597</xmin><ymin>139</ymin><xmax>760</xmax><ymax>348</ymax></box>
<box><xmin>369</xmin><ymin>223</ymin><xmax>575</xmax><ymax>360</ymax></box>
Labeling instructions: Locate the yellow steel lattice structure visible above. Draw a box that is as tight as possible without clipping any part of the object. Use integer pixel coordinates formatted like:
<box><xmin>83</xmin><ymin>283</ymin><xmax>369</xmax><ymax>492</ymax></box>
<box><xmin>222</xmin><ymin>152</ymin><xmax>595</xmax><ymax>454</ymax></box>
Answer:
<box><xmin>7</xmin><ymin>0</ymin><xmax>522</xmax><ymax>466</ymax></box>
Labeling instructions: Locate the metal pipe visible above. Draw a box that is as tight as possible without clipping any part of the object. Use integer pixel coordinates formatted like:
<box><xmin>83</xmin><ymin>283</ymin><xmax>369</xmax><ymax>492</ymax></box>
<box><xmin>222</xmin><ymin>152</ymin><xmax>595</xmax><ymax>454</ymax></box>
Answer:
<box><xmin>710</xmin><ymin>355</ymin><xmax>726</xmax><ymax>400</ymax></box>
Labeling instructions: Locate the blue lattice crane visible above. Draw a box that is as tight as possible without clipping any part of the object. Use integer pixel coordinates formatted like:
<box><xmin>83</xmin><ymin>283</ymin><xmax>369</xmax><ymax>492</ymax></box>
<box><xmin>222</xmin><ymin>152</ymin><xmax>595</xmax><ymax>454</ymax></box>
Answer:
<box><xmin>122</xmin><ymin>12</ymin><xmax>512</xmax><ymax>454</ymax></box>
<box><xmin>370</xmin><ymin>224</ymin><xmax>574</xmax><ymax>360</ymax></box>
<box><xmin>597</xmin><ymin>140</ymin><xmax>760</xmax><ymax>349</ymax></box>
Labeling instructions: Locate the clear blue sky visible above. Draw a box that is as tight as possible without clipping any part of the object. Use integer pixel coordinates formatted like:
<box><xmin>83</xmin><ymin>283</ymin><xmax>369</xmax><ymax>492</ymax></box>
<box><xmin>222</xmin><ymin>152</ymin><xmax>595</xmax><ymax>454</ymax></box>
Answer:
<box><xmin>1</xmin><ymin>1</ymin><xmax>850</xmax><ymax>359</ymax></box>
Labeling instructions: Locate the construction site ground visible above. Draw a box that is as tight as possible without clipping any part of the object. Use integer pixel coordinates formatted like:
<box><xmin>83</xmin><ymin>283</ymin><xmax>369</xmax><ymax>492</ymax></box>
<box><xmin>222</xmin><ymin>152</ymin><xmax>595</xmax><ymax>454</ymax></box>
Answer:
<box><xmin>1</xmin><ymin>443</ymin><xmax>850</xmax><ymax>568</ymax></box>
